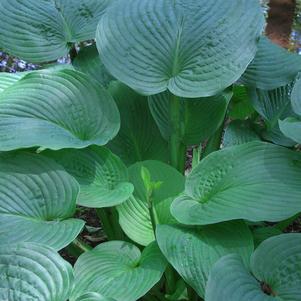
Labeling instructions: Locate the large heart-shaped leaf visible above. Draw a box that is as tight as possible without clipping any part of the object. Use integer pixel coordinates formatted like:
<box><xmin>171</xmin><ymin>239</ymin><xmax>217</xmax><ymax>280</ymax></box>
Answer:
<box><xmin>0</xmin><ymin>152</ymin><xmax>84</xmax><ymax>250</ymax></box>
<box><xmin>108</xmin><ymin>82</ymin><xmax>168</xmax><ymax>165</ymax></box>
<box><xmin>171</xmin><ymin>142</ymin><xmax>301</xmax><ymax>225</ymax></box>
<box><xmin>117</xmin><ymin>161</ymin><xmax>184</xmax><ymax>245</ymax></box>
<box><xmin>0</xmin><ymin>0</ymin><xmax>111</xmax><ymax>62</ymax></box>
<box><xmin>71</xmin><ymin>241</ymin><xmax>167</xmax><ymax>301</ymax></box>
<box><xmin>0</xmin><ymin>243</ymin><xmax>74</xmax><ymax>301</ymax></box>
<box><xmin>206</xmin><ymin>234</ymin><xmax>301</xmax><ymax>301</ymax></box>
<box><xmin>240</xmin><ymin>37</ymin><xmax>301</xmax><ymax>90</ymax></box>
<box><xmin>73</xmin><ymin>45</ymin><xmax>114</xmax><ymax>87</ymax></box>
<box><xmin>148</xmin><ymin>90</ymin><xmax>232</xmax><ymax>146</ymax></box>
<box><xmin>0</xmin><ymin>69</ymin><xmax>120</xmax><ymax>151</ymax></box>
<box><xmin>156</xmin><ymin>221</ymin><xmax>254</xmax><ymax>298</ymax></box>
<box><xmin>96</xmin><ymin>0</ymin><xmax>264</xmax><ymax>97</ymax></box>
<box><xmin>0</xmin><ymin>72</ymin><xmax>28</xmax><ymax>93</ymax></box>
<box><xmin>45</xmin><ymin>146</ymin><xmax>134</xmax><ymax>208</ymax></box>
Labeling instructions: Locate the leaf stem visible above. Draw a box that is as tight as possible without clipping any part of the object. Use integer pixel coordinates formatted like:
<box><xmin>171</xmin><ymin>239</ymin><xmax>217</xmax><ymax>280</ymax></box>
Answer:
<box><xmin>169</xmin><ymin>94</ymin><xmax>186</xmax><ymax>173</ymax></box>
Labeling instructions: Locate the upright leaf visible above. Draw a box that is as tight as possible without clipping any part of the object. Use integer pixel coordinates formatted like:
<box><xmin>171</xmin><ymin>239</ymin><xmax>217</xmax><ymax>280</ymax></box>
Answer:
<box><xmin>206</xmin><ymin>234</ymin><xmax>301</xmax><ymax>301</ymax></box>
<box><xmin>156</xmin><ymin>221</ymin><xmax>254</xmax><ymax>298</ymax></box>
<box><xmin>240</xmin><ymin>37</ymin><xmax>301</xmax><ymax>90</ymax></box>
<box><xmin>249</xmin><ymin>83</ymin><xmax>296</xmax><ymax>147</ymax></box>
<box><xmin>0</xmin><ymin>243</ymin><xmax>74</xmax><ymax>301</ymax></box>
<box><xmin>45</xmin><ymin>146</ymin><xmax>134</xmax><ymax>208</ymax></box>
<box><xmin>96</xmin><ymin>0</ymin><xmax>264</xmax><ymax>97</ymax></box>
<box><xmin>117</xmin><ymin>161</ymin><xmax>184</xmax><ymax>245</ymax></box>
<box><xmin>171</xmin><ymin>142</ymin><xmax>301</xmax><ymax>225</ymax></box>
<box><xmin>73</xmin><ymin>45</ymin><xmax>114</xmax><ymax>87</ymax></box>
<box><xmin>149</xmin><ymin>90</ymin><xmax>232</xmax><ymax>146</ymax></box>
<box><xmin>0</xmin><ymin>152</ymin><xmax>84</xmax><ymax>250</ymax></box>
<box><xmin>0</xmin><ymin>69</ymin><xmax>120</xmax><ymax>151</ymax></box>
<box><xmin>108</xmin><ymin>82</ymin><xmax>168</xmax><ymax>165</ymax></box>
<box><xmin>71</xmin><ymin>241</ymin><xmax>167</xmax><ymax>301</ymax></box>
<box><xmin>0</xmin><ymin>0</ymin><xmax>112</xmax><ymax>62</ymax></box>
<box><xmin>280</xmin><ymin>77</ymin><xmax>301</xmax><ymax>143</ymax></box>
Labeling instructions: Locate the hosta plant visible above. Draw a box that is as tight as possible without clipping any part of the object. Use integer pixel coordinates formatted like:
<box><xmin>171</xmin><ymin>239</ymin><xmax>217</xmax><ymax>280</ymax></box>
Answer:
<box><xmin>1</xmin><ymin>0</ymin><xmax>301</xmax><ymax>301</ymax></box>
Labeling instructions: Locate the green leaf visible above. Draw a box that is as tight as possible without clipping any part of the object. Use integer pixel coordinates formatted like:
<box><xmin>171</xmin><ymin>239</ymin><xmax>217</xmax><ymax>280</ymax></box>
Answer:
<box><xmin>71</xmin><ymin>241</ymin><xmax>167</xmax><ymax>301</ymax></box>
<box><xmin>44</xmin><ymin>146</ymin><xmax>134</xmax><ymax>208</ymax></box>
<box><xmin>223</xmin><ymin>120</ymin><xmax>260</xmax><ymax>148</ymax></box>
<box><xmin>279</xmin><ymin>117</ymin><xmax>301</xmax><ymax>144</ymax></box>
<box><xmin>108</xmin><ymin>81</ymin><xmax>168</xmax><ymax>165</ymax></box>
<box><xmin>156</xmin><ymin>221</ymin><xmax>254</xmax><ymax>298</ymax></box>
<box><xmin>240</xmin><ymin>37</ymin><xmax>301</xmax><ymax>90</ymax></box>
<box><xmin>0</xmin><ymin>152</ymin><xmax>84</xmax><ymax>250</ymax></box>
<box><xmin>252</xmin><ymin>226</ymin><xmax>282</xmax><ymax>248</ymax></box>
<box><xmin>75</xmin><ymin>293</ymin><xmax>116</xmax><ymax>301</ymax></box>
<box><xmin>96</xmin><ymin>0</ymin><xmax>264</xmax><ymax>97</ymax></box>
<box><xmin>0</xmin><ymin>72</ymin><xmax>27</xmax><ymax>93</ymax></box>
<box><xmin>0</xmin><ymin>243</ymin><xmax>74</xmax><ymax>301</ymax></box>
<box><xmin>171</xmin><ymin>142</ymin><xmax>301</xmax><ymax>225</ymax></box>
<box><xmin>0</xmin><ymin>69</ymin><xmax>120</xmax><ymax>151</ymax></box>
<box><xmin>229</xmin><ymin>85</ymin><xmax>255</xmax><ymax>120</ymax></box>
<box><xmin>206</xmin><ymin>234</ymin><xmax>301</xmax><ymax>301</ymax></box>
<box><xmin>73</xmin><ymin>45</ymin><xmax>114</xmax><ymax>87</ymax></box>
<box><xmin>148</xmin><ymin>90</ymin><xmax>232</xmax><ymax>146</ymax></box>
<box><xmin>0</xmin><ymin>0</ymin><xmax>111</xmax><ymax>62</ymax></box>
<box><xmin>117</xmin><ymin>161</ymin><xmax>184</xmax><ymax>246</ymax></box>
<box><xmin>291</xmin><ymin>76</ymin><xmax>301</xmax><ymax>116</ymax></box>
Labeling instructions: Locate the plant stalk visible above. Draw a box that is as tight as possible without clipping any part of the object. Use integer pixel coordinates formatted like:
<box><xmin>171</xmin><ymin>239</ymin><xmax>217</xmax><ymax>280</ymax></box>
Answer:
<box><xmin>169</xmin><ymin>94</ymin><xmax>186</xmax><ymax>173</ymax></box>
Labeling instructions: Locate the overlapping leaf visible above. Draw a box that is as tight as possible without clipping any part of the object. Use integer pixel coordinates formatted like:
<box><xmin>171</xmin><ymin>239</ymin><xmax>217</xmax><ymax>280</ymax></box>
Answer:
<box><xmin>171</xmin><ymin>142</ymin><xmax>301</xmax><ymax>225</ymax></box>
<box><xmin>73</xmin><ymin>45</ymin><xmax>114</xmax><ymax>87</ymax></box>
<box><xmin>223</xmin><ymin>120</ymin><xmax>260</xmax><ymax>147</ymax></box>
<box><xmin>97</xmin><ymin>0</ymin><xmax>264</xmax><ymax>97</ymax></box>
<box><xmin>206</xmin><ymin>234</ymin><xmax>301</xmax><ymax>301</ymax></box>
<box><xmin>249</xmin><ymin>83</ymin><xmax>296</xmax><ymax>146</ymax></box>
<box><xmin>156</xmin><ymin>221</ymin><xmax>254</xmax><ymax>298</ymax></box>
<box><xmin>280</xmin><ymin>77</ymin><xmax>301</xmax><ymax>143</ymax></box>
<box><xmin>149</xmin><ymin>90</ymin><xmax>232</xmax><ymax>146</ymax></box>
<box><xmin>0</xmin><ymin>243</ymin><xmax>74</xmax><ymax>301</ymax></box>
<box><xmin>108</xmin><ymin>82</ymin><xmax>168</xmax><ymax>165</ymax></box>
<box><xmin>71</xmin><ymin>241</ymin><xmax>167</xmax><ymax>301</ymax></box>
<box><xmin>0</xmin><ymin>152</ymin><xmax>84</xmax><ymax>250</ymax></box>
<box><xmin>240</xmin><ymin>37</ymin><xmax>301</xmax><ymax>90</ymax></box>
<box><xmin>45</xmin><ymin>146</ymin><xmax>134</xmax><ymax>208</ymax></box>
<box><xmin>0</xmin><ymin>0</ymin><xmax>111</xmax><ymax>62</ymax></box>
<box><xmin>118</xmin><ymin>161</ymin><xmax>184</xmax><ymax>245</ymax></box>
<box><xmin>0</xmin><ymin>69</ymin><xmax>120</xmax><ymax>151</ymax></box>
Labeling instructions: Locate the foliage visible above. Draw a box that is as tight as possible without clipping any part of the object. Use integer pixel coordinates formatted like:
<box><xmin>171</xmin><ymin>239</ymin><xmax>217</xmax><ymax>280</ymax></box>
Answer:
<box><xmin>0</xmin><ymin>1</ymin><xmax>301</xmax><ymax>301</ymax></box>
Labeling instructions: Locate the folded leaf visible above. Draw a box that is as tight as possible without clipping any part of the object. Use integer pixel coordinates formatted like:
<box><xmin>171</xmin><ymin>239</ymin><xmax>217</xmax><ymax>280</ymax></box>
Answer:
<box><xmin>240</xmin><ymin>37</ymin><xmax>301</xmax><ymax>90</ymax></box>
<box><xmin>206</xmin><ymin>234</ymin><xmax>301</xmax><ymax>301</ymax></box>
<box><xmin>172</xmin><ymin>142</ymin><xmax>301</xmax><ymax>225</ymax></box>
<box><xmin>156</xmin><ymin>221</ymin><xmax>253</xmax><ymax>298</ymax></box>
<box><xmin>96</xmin><ymin>0</ymin><xmax>264</xmax><ymax>97</ymax></box>
<box><xmin>71</xmin><ymin>241</ymin><xmax>167</xmax><ymax>301</ymax></box>
<box><xmin>45</xmin><ymin>146</ymin><xmax>134</xmax><ymax>208</ymax></box>
<box><xmin>0</xmin><ymin>0</ymin><xmax>111</xmax><ymax>62</ymax></box>
<box><xmin>0</xmin><ymin>152</ymin><xmax>84</xmax><ymax>250</ymax></box>
<box><xmin>108</xmin><ymin>82</ymin><xmax>168</xmax><ymax>165</ymax></box>
<box><xmin>149</xmin><ymin>90</ymin><xmax>232</xmax><ymax>146</ymax></box>
<box><xmin>0</xmin><ymin>243</ymin><xmax>74</xmax><ymax>301</ymax></box>
<box><xmin>118</xmin><ymin>161</ymin><xmax>184</xmax><ymax>245</ymax></box>
<box><xmin>0</xmin><ymin>69</ymin><xmax>120</xmax><ymax>151</ymax></box>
